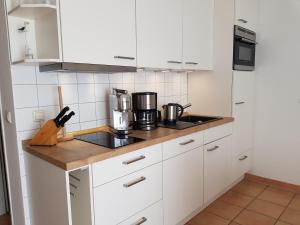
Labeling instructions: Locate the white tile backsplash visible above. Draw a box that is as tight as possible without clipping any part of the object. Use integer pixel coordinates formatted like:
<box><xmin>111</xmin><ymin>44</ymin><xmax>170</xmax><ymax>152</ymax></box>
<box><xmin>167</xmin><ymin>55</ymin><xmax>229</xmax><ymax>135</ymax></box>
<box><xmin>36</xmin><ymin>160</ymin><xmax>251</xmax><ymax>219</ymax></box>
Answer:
<box><xmin>79</xmin><ymin>103</ymin><xmax>96</xmax><ymax>122</ymax></box>
<box><xmin>36</xmin><ymin>70</ymin><xmax>58</xmax><ymax>85</ymax></box>
<box><xmin>12</xmin><ymin>65</ymin><xmax>188</xmax><ymax>225</ymax></box>
<box><xmin>37</xmin><ymin>85</ymin><xmax>59</xmax><ymax>106</ymax></box>
<box><xmin>13</xmin><ymin>85</ymin><xmax>38</xmax><ymax>108</ymax></box>
<box><xmin>78</xmin><ymin>84</ymin><xmax>95</xmax><ymax>103</ymax></box>
<box><xmin>15</xmin><ymin>107</ymin><xmax>40</xmax><ymax>131</ymax></box>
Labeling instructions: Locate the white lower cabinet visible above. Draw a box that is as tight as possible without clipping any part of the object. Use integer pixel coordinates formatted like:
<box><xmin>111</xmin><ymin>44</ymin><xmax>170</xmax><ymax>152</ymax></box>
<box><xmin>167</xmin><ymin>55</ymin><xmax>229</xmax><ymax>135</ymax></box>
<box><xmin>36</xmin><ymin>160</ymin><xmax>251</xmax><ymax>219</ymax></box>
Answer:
<box><xmin>204</xmin><ymin>136</ymin><xmax>232</xmax><ymax>203</ymax></box>
<box><xmin>163</xmin><ymin>147</ymin><xmax>204</xmax><ymax>225</ymax></box>
<box><xmin>232</xmin><ymin>151</ymin><xmax>251</xmax><ymax>182</ymax></box>
<box><xmin>118</xmin><ymin>201</ymin><xmax>163</xmax><ymax>225</ymax></box>
<box><xmin>93</xmin><ymin>163</ymin><xmax>162</xmax><ymax>225</ymax></box>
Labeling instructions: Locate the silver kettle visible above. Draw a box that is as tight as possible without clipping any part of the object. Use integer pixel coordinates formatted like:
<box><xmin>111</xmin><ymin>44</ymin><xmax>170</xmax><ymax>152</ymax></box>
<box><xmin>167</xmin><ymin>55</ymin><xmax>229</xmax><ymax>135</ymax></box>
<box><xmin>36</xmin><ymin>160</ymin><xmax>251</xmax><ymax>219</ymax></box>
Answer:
<box><xmin>162</xmin><ymin>103</ymin><xmax>185</xmax><ymax>124</ymax></box>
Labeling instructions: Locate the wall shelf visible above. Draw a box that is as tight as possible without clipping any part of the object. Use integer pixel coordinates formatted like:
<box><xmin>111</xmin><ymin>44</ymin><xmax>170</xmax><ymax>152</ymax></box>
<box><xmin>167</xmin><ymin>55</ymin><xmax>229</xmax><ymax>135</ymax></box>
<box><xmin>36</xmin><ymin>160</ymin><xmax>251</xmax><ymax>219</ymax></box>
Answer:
<box><xmin>8</xmin><ymin>4</ymin><xmax>56</xmax><ymax>19</ymax></box>
<box><xmin>12</xmin><ymin>58</ymin><xmax>60</xmax><ymax>66</ymax></box>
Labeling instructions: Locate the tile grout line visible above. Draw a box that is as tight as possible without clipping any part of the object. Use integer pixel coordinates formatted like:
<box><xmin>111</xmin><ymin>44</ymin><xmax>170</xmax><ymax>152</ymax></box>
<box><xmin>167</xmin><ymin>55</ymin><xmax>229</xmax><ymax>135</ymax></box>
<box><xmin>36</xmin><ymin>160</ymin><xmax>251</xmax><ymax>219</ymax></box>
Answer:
<box><xmin>274</xmin><ymin>192</ymin><xmax>297</xmax><ymax>225</ymax></box>
<box><xmin>228</xmin><ymin>181</ymin><xmax>270</xmax><ymax>224</ymax></box>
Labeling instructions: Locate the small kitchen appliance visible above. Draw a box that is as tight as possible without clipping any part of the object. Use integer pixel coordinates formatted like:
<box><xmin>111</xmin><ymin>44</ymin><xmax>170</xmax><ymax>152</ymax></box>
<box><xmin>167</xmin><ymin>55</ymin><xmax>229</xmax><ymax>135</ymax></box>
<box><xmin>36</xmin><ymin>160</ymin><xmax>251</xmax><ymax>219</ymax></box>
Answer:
<box><xmin>109</xmin><ymin>89</ymin><xmax>132</xmax><ymax>135</ymax></box>
<box><xmin>162</xmin><ymin>103</ymin><xmax>191</xmax><ymax>124</ymax></box>
<box><xmin>75</xmin><ymin>131</ymin><xmax>144</xmax><ymax>149</ymax></box>
<box><xmin>233</xmin><ymin>25</ymin><xmax>257</xmax><ymax>71</ymax></box>
<box><xmin>132</xmin><ymin>92</ymin><xmax>161</xmax><ymax>131</ymax></box>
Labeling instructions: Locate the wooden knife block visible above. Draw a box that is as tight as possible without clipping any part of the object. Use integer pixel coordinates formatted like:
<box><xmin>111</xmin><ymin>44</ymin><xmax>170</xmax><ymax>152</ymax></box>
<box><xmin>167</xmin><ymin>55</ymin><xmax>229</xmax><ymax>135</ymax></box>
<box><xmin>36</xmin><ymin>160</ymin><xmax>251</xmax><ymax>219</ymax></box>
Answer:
<box><xmin>29</xmin><ymin>120</ymin><xmax>62</xmax><ymax>146</ymax></box>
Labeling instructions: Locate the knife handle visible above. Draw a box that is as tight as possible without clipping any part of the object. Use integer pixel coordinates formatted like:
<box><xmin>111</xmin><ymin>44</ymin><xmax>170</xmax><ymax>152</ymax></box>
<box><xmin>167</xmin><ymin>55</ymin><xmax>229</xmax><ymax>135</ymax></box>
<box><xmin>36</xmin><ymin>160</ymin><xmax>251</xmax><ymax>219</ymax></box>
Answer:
<box><xmin>59</xmin><ymin>111</ymin><xmax>75</xmax><ymax>127</ymax></box>
<box><xmin>54</xmin><ymin>106</ymin><xmax>70</xmax><ymax>126</ymax></box>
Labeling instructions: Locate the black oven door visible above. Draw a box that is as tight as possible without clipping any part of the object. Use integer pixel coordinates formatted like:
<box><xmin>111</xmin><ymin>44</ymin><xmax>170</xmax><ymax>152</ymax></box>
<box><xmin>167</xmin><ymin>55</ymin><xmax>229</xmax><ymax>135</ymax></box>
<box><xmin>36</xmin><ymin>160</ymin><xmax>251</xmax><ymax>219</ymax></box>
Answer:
<box><xmin>233</xmin><ymin>38</ymin><xmax>256</xmax><ymax>71</ymax></box>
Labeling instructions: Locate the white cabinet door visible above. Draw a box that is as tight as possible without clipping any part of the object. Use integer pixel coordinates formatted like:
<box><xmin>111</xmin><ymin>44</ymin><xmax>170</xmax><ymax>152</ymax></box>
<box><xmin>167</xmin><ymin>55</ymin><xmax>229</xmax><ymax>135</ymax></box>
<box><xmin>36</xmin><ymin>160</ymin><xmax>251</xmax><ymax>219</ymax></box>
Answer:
<box><xmin>232</xmin><ymin>151</ymin><xmax>252</xmax><ymax>182</ymax></box>
<box><xmin>235</xmin><ymin>0</ymin><xmax>259</xmax><ymax>31</ymax></box>
<box><xmin>136</xmin><ymin>0</ymin><xmax>183</xmax><ymax>69</ymax></box>
<box><xmin>59</xmin><ymin>0</ymin><xmax>136</xmax><ymax>66</ymax></box>
<box><xmin>232</xmin><ymin>71</ymin><xmax>255</xmax><ymax>157</ymax></box>
<box><xmin>183</xmin><ymin>0</ymin><xmax>214</xmax><ymax>70</ymax></box>
<box><xmin>163</xmin><ymin>147</ymin><xmax>204</xmax><ymax>225</ymax></box>
<box><xmin>204</xmin><ymin>136</ymin><xmax>232</xmax><ymax>204</ymax></box>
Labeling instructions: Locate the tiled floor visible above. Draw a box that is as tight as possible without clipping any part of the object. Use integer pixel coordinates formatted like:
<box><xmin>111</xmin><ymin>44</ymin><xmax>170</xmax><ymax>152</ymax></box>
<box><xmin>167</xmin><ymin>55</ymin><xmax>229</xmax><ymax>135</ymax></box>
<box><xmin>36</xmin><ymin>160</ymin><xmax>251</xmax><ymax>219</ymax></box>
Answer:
<box><xmin>0</xmin><ymin>214</ymin><xmax>11</xmax><ymax>225</ymax></box>
<box><xmin>186</xmin><ymin>179</ymin><xmax>300</xmax><ymax>225</ymax></box>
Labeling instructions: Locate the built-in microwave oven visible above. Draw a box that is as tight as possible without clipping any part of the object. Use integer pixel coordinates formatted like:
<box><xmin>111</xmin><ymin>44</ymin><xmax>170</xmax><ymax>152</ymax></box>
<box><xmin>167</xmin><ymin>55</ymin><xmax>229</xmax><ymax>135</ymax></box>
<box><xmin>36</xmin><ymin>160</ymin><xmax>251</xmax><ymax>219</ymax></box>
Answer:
<box><xmin>233</xmin><ymin>25</ymin><xmax>257</xmax><ymax>71</ymax></box>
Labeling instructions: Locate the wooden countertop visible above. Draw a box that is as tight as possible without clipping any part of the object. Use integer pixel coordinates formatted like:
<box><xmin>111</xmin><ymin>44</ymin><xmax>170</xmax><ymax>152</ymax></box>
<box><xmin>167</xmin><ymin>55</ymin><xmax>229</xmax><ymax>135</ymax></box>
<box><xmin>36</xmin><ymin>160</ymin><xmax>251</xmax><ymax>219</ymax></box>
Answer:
<box><xmin>23</xmin><ymin>117</ymin><xmax>234</xmax><ymax>171</ymax></box>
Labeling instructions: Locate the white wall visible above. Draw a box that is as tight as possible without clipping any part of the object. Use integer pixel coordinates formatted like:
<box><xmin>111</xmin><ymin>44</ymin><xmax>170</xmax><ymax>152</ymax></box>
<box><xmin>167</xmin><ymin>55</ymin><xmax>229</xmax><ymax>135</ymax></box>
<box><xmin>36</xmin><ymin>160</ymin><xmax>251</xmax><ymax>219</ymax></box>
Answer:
<box><xmin>12</xmin><ymin>67</ymin><xmax>188</xmax><ymax>225</ymax></box>
<box><xmin>252</xmin><ymin>0</ymin><xmax>300</xmax><ymax>185</ymax></box>
<box><xmin>188</xmin><ymin>0</ymin><xmax>234</xmax><ymax>117</ymax></box>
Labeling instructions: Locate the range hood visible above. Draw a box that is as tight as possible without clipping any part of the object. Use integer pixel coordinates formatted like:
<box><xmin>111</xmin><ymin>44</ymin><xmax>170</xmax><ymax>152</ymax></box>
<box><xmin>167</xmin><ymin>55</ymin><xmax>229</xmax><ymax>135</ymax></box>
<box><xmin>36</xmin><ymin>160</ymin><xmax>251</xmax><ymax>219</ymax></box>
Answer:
<box><xmin>39</xmin><ymin>62</ymin><xmax>137</xmax><ymax>73</ymax></box>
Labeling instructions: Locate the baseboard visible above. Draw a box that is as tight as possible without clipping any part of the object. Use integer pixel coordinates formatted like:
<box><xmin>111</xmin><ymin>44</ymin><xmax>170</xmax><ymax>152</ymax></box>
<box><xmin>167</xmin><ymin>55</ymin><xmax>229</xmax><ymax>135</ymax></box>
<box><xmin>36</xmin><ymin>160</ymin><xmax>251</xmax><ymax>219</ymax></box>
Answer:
<box><xmin>245</xmin><ymin>173</ymin><xmax>300</xmax><ymax>193</ymax></box>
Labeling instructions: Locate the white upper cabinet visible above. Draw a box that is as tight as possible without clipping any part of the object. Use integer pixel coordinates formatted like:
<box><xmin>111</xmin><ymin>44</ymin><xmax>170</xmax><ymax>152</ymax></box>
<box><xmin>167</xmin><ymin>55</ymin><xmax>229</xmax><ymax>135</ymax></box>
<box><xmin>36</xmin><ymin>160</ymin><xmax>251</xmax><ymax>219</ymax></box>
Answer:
<box><xmin>183</xmin><ymin>0</ymin><xmax>214</xmax><ymax>70</ymax></box>
<box><xmin>235</xmin><ymin>0</ymin><xmax>259</xmax><ymax>31</ymax></box>
<box><xmin>59</xmin><ymin>0</ymin><xmax>137</xmax><ymax>67</ymax></box>
<box><xmin>136</xmin><ymin>0</ymin><xmax>183</xmax><ymax>70</ymax></box>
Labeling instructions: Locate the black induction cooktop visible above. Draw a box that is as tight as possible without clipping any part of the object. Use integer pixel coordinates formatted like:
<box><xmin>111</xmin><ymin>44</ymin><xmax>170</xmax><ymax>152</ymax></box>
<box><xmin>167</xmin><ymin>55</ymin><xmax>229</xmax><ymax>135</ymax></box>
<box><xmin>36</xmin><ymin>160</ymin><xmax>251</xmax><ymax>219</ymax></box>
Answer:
<box><xmin>75</xmin><ymin>132</ymin><xmax>144</xmax><ymax>149</ymax></box>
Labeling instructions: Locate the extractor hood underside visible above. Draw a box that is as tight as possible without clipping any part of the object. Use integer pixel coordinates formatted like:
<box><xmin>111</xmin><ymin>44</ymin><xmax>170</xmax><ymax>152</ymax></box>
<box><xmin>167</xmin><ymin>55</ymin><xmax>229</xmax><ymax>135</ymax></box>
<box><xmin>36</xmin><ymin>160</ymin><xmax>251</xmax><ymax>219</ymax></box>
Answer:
<box><xmin>39</xmin><ymin>62</ymin><xmax>137</xmax><ymax>73</ymax></box>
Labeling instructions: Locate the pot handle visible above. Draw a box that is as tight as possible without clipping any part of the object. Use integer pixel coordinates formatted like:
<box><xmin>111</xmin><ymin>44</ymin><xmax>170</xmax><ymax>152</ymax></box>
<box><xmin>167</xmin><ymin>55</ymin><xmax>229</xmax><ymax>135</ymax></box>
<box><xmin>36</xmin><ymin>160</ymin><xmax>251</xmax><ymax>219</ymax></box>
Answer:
<box><xmin>177</xmin><ymin>104</ymin><xmax>184</xmax><ymax>120</ymax></box>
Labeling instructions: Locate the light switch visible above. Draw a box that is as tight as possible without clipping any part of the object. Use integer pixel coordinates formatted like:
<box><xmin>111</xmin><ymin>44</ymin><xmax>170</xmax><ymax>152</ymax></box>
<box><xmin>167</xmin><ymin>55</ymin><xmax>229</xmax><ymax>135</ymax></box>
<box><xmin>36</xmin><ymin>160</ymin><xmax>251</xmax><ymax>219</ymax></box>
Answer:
<box><xmin>33</xmin><ymin>110</ymin><xmax>45</xmax><ymax>122</ymax></box>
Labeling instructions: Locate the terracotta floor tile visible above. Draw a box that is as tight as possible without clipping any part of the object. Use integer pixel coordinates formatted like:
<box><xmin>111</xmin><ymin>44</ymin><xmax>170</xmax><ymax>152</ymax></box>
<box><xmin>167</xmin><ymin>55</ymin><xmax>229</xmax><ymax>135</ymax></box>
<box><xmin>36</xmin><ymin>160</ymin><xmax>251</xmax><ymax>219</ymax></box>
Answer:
<box><xmin>205</xmin><ymin>200</ymin><xmax>243</xmax><ymax>220</ymax></box>
<box><xmin>289</xmin><ymin>195</ymin><xmax>300</xmax><ymax>211</ymax></box>
<box><xmin>280</xmin><ymin>208</ymin><xmax>300</xmax><ymax>225</ymax></box>
<box><xmin>233</xmin><ymin>180</ymin><xmax>267</xmax><ymax>197</ymax></box>
<box><xmin>220</xmin><ymin>191</ymin><xmax>253</xmax><ymax>208</ymax></box>
<box><xmin>234</xmin><ymin>209</ymin><xmax>276</xmax><ymax>225</ymax></box>
<box><xmin>186</xmin><ymin>212</ymin><xmax>230</xmax><ymax>225</ymax></box>
<box><xmin>276</xmin><ymin>221</ymin><xmax>292</xmax><ymax>225</ymax></box>
<box><xmin>229</xmin><ymin>223</ymin><xmax>241</xmax><ymax>225</ymax></box>
<box><xmin>258</xmin><ymin>187</ymin><xmax>295</xmax><ymax>206</ymax></box>
<box><xmin>247</xmin><ymin>199</ymin><xmax>285</xmax><ymax>219</ymax></box>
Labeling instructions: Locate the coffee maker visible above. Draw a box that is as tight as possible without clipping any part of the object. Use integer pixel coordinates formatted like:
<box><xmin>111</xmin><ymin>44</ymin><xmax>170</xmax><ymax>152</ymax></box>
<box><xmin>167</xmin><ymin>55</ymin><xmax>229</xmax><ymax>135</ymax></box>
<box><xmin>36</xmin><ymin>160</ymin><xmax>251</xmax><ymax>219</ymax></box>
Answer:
<box><xmin>132</xmin><ymin>92</ymin><xmax>160</xmax><ymax>130</ymax></box>
<box><xmin>109</xmin><ymin>89</ymin><xmax>131</xmax><ymax>135</ymax></box>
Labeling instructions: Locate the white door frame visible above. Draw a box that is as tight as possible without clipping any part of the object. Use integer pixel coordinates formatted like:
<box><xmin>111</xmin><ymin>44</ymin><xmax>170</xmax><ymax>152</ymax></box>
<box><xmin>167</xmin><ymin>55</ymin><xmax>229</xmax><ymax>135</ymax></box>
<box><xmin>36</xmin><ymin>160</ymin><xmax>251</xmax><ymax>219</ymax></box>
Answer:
<box><xmin>0</xmin><ymin>0</ymin><xmax>26</xmax><ymax>224</ymax></box>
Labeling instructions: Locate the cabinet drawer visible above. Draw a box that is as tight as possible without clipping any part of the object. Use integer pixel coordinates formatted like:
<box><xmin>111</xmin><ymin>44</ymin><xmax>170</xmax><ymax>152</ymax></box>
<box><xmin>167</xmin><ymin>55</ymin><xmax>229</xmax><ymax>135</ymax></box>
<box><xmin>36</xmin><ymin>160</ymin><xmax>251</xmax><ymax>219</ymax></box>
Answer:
<box><xmin>232</xmin><ymin>151</ymin><xmax>252</xmax><ymax>182</ymax></box>
<box><xmin>118</xmin><ymin>201</ymin><xmax>163</xmax><ymax>225</ymax></box>
<box><xmin>163</xmin><ymin>131</ymin><xmax>203</xmax><ymax>160</ymax></box>
<box><xmin>92</xmin><ymin>144</ymin><xmax>162</xmax><ymax>187</ymax></box>
<box><xmin>204</xmin><ymin>123</ymin><xmax>233</xmax><ymax>144</ymax></box>
<box><xmin>94</xmin><ymin>163</ymin><xmax>162</xmax><ymax>225</ymax></box>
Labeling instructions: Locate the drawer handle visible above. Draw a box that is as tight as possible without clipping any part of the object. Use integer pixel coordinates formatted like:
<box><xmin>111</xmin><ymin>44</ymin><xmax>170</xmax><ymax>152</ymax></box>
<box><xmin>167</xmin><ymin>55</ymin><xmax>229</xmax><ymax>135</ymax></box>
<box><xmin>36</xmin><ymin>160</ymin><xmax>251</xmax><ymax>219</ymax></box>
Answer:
<box><xmin>239</xmin><ymin>155</ymin><xmax>248</xmax><ymax>161</ymax></box>
<box><xmin>167</xmin><ymin>60</ymin><xmax>182</xmax><ymax>64</ymax></box>
<box><xmin>122</xmin><ymin>155</ymin><xmax>146</xmax><ymax>165</ymax></box>
<box><xmin>179</xmin><ymin>139</ymin><xmax>195</xmax><ymax>146</ymax></box>
<box><xmin>185</xmin><ymin>62</ymin><xmax>199</xmax><ymax>65</ymax></box>
<box><xmin>207</xmin><ymin>146</ymin><xmax>220</xmax><ymax>152</ymax></box>
<box><xmin>238</xmin><ymin>18</ymin><xmax>248</xmax><ymax>23</ymax></box>
<box><xmin>235</xmin><ymin>101</ymin><xmax>245</xmax><ymax>105</ymax></box>
<box><xmin>114</xmin><ymin>56</ymin><xmax>135</xmax><ymax>60</ymax></box>
<box><xmin>133</xmin><ymin>217</ymin><xmax>147</xmax><ymax>225</ymax></box>
<box><xmin>123</xmin><ymin>176</ymin><xmax>146</xmax><ymax>188</ymax></box>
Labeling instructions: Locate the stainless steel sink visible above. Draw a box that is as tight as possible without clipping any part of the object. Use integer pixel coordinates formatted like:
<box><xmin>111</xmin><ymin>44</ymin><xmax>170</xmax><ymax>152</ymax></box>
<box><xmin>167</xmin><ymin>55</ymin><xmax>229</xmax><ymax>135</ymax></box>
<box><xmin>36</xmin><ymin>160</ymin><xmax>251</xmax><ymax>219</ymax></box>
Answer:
<box><xmin>179</xmin><ymin>115</ymin><xmax>222</xmax><ymax>124</ymax></box>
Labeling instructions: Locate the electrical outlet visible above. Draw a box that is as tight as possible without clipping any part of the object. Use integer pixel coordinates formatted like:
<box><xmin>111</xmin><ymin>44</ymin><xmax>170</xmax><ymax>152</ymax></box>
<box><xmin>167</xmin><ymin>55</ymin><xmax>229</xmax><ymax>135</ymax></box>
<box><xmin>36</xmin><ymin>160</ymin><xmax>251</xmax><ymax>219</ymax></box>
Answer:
<box><xmin>33</xmin><ymin>110</ymin><xmax>45</xmax><ymax>122</ymax></box>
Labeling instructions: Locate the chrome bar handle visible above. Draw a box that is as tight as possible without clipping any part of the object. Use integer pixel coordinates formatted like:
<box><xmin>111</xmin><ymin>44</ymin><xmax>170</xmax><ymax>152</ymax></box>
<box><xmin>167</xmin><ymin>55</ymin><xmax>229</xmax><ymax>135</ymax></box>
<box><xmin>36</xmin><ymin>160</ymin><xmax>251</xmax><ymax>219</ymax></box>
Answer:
<box><xmin>179</xmin><ymin>139</ymin><xmax>195</xmax><ymax>146</ymax></box>
<box><xmin>207</xmin><ymin>146</ymin><xmax>220</xmax><ymax>152</ymax></box>
<box><xmin>235</xmin><ymin>101</ymin><xmax>245</xmax><ymax>105</ymax></box>
<box><xmin>238</xmin><ymin>18</ymin><xmax>248</xmax><ymax>23</ymax></box>
<box><xmin>167</xmin><ymin>60</ymin><xmax>182</xmax><ymax>64</ymax></box>
<box><xmin>133</xmin><ymin>217</ymin><xmax>147</xmax><ymax>225</ymax></box>
<box><xmin>239</xmin><ymin>155</ymin><xmax>248</xmax><ymax>161</ymax></box>
<box><xmin>114</xmin><ymin>56</ymin><xmax>135</xmax><ymax>60</ymax></box>
<box><xmin>123</xmin><ymin>177</ymin><xmax>146</xmax><ymax>188</ymax></box>
<box><xmin>185</xmin><ymin>62</ymin><xmax>199</xmax><ymax>65</ymax></box>
<box><xmin>70</xmin><ymin>183</ymin><xmax>77</xmax><ymax>189</ymax></box>
<box><xmin>123</xmin><ymin>156</ymin><xmax>146</xmax><ymax>165</ymax></box>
